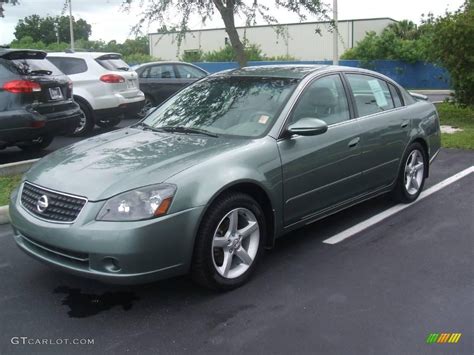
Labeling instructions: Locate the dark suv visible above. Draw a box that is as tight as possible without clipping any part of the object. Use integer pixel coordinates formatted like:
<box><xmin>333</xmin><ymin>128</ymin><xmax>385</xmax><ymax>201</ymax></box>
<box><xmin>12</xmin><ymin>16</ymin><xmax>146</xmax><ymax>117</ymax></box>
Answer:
<box><xmin>0</xmin><ymin>49</ymin><xmax>81</xmax><ymax>152</ymax></box>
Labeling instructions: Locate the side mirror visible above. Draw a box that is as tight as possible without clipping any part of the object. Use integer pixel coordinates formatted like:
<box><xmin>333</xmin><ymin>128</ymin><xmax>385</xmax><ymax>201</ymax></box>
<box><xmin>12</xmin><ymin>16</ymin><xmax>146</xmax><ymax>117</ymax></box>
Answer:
<box><xmin>287</xmin><ymin>117</ymin><xmax>328</xmax><ymax>136</ymax></box>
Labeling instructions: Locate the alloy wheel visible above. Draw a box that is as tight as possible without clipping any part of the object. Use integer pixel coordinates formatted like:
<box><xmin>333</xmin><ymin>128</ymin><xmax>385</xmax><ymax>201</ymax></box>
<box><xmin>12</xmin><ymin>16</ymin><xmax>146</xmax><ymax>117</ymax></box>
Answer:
<box><xmin>404</xmin><ymin>149</ymin><xmax>424</xmax><ymax>195</ymax></box>
<box><xmin>212</xmin><ymin>208</ymin><xmax>260</xmax><ymax>279</ymax></box>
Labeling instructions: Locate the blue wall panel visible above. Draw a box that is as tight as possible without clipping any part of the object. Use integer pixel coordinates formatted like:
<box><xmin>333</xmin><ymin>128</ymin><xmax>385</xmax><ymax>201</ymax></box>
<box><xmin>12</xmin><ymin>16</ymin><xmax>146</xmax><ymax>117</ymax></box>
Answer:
<box><xmin>193</xmin><ymin>60</ymin><xmax>451</xmax><ymax>90</ymax></box>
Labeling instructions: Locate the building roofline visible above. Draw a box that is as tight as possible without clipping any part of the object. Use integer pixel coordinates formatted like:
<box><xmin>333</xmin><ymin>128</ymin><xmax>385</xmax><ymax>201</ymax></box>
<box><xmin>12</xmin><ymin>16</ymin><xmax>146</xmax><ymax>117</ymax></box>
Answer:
<box><xmin>148</xmin><ymin>17</ymin><xmax>397</xmax><ymax>36</ymax></box>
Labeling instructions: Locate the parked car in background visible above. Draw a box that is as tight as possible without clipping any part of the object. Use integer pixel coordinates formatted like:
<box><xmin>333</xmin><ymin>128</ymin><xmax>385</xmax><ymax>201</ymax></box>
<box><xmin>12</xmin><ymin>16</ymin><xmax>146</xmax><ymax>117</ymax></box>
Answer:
<box><xmin>48</xmin><ymin>52</ymin><xmax>145</xmax><ymax>136</ymax></box>
<box><xmin>133</xmin><ymin>61</ymin><xmax>208</xmax><ymax>117</ymax></box>
<box><xmin>0</xmin><ymin>49</ymin><xmax>81</xmax><ymax>152</ymax></box>
<box><xmin>9</xmin><ymin>65</ymin><xmax>441</xmax><ymax>290</ymax></box>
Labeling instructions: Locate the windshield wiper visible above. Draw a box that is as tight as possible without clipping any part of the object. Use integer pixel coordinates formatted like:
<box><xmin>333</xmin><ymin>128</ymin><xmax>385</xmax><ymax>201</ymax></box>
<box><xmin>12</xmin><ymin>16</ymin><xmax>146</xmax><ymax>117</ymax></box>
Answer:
<box><xmin>116</xmin><ymin>67</ymin><xmax>130</xmax><ymax>71</ymax></box>
<box><xmin>160</xmin><ymin>126</ymin><xmax>219</xmax><ymax>138</ymax></box>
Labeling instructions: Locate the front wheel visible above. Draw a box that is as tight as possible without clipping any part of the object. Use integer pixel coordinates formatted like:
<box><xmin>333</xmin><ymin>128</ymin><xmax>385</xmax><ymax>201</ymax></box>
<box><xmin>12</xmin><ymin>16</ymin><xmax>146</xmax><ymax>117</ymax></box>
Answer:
<box><xmin>17</xmin><ymin>135</ymin><xmax>54</xmax><ymax>152</ymax></box>
<box><xmin>191</xmin><ymin>192</ymin><xmax>265</xmax><ymax>291</ymax></box>
<box><xmin>71</xmin><ymin>100</ymin><xmax>94</xmax><ymax>137</ymax></box>
<box><xmin>392</xmin><ymin>142</ymin><xmax>427</xmax><ymax>203</ymax></box>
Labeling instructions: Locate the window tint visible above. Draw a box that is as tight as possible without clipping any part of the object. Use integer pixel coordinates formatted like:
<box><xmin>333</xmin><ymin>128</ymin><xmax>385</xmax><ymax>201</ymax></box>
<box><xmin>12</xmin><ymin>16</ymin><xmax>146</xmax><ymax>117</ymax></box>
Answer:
<box><xmin>7</xmin><ymin>58</ymin><xmax>62</xmax><ymax>76</ymax></box>
<box><xmin>388</xmin><ymin>83</ymin><xmax>403</xmax><ymax>107</ymax></box>
<box><xmin>142</xmin><ymin>65</ymin><xmax>176</xmax><ymax>79</ymax></box>
<box><xmin>48</xmin><ymin>57</ymin><xmax>87</xmax><ymax>75</ymax></box>
<box><xmin>175</xmin><ymin>64</ymin><xmax>206</xmax><ymax>79</ymax></box>
<box><xmin>346</xmin><ymin>74</ymin><xmax>395</xmax><ymax>116</ymax></box>
<box><xmin>290</xmin><ymin>74</ymin><xmax>350</xmax><ymax>125</ymax></box>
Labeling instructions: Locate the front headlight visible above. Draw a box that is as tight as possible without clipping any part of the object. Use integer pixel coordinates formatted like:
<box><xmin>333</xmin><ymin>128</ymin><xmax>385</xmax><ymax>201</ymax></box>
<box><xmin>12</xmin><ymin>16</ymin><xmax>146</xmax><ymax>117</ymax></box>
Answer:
<box><xmin>96</xmin><ymin>184</ymin><xmax>176</xmax><ymax>221</ymax></box>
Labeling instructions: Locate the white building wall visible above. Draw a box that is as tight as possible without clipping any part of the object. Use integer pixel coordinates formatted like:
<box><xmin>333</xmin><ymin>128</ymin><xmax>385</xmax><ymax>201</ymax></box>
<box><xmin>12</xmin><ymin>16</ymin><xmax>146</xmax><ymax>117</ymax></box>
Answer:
<box><xmin>149</xmin><ymin>18</ymin><xmax>395</xmax><ymax>61</ymax></box>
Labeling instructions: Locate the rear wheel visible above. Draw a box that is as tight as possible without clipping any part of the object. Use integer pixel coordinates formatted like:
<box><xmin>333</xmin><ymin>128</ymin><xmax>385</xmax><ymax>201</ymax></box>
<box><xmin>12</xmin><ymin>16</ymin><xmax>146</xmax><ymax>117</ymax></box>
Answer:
<box><xmin>137</xmin><ymin>95</ymin><xmax>155</xmax><ymax>119</ymax></box>
<box><xmin>17</xmin><ymin>135</ymin><xmax>54</xmax><ymax>152</ymax></box>
<box><xmin>392</xmin><ymin>142</ymin><xmax>427</xmax><ymax>203</ymax></box>
<box><xmin>71</xmin><ymin>100</ymin><xmax>94</xmax><ymax>137</ymax></box>
<box><xmin>191</xmin><ymin>192</ymin><xmax>265</xmax><ymax>291</ymax></box>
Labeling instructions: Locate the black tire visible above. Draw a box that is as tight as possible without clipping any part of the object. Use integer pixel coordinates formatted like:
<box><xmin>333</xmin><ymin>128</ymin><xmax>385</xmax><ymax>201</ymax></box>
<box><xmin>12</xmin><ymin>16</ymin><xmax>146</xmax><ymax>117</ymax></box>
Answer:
<box><xmin>17</xmin><ymin>135</ymin><xmax>54</xmax><ymax>152</ymax></box>
<box><xmin>392</xmin><ymin>142</ymin><xmax>427</xmax><ymax>203</ymax></box>
<box><xmin>191</xmin><ymin>192</ymin><xmax>266</xmax><ymax>291</ymax></box>
<box><xmin>71</xmin><ymin>99</ymin><xmax>94</xmax><ymax>137</ymax></box>
<box><xmin>96</xmin><ymin>116</ymin><xmax>122</xmax><ymax>129</ymax></box>
<box><xmin>137</xmin><ymin>95</ymin><xmax>155</xmax><ymax>119</ymax></box>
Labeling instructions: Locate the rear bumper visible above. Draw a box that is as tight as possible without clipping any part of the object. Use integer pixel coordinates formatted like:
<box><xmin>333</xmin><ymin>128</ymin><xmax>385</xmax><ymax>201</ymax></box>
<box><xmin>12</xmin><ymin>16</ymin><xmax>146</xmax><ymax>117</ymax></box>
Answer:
<box><xmin>93</xmin><ymin>96</ymin><xmax>145</xmax><ymax>120</ymax></box>
<box><xmin>0</xmin><ymin>101</ymin><xmax>81</xmax><ymax>145</ymax></box>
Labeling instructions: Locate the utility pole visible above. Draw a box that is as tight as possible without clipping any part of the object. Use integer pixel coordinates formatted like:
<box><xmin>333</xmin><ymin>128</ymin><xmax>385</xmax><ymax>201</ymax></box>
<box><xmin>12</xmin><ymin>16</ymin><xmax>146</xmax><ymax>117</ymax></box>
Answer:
<box><xmin>332</xmin><ymin>0</ymin><xmax>338</xmax><ymax>65</ymax></box>
<box><xmin>68</xmin><ymin>0</ymin><xmax>75</xmax><ymax>51</ymax></box>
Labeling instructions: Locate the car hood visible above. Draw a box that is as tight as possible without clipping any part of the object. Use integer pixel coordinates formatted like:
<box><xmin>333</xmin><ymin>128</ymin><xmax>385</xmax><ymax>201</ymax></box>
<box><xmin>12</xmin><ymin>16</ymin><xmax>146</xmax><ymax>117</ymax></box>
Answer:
<box><xmin>26</xmin><ymin>128</ymin><xmax>250</xmax><ymax>201</ymax></box>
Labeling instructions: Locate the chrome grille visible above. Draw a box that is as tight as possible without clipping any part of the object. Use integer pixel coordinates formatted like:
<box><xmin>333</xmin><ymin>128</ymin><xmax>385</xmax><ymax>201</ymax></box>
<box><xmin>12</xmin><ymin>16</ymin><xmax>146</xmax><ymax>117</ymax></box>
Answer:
<box><xmin>21</xmin><ymin>182</ymin><xmax>87</xmax><ymax>223</ymax></box>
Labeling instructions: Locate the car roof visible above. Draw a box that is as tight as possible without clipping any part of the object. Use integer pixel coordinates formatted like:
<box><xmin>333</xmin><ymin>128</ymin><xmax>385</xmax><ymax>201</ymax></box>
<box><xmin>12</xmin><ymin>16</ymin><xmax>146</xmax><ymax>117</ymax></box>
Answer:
<box><xmin>47</xmin><ymin>52</ymin><xmax>122</xmax><ymax>59</ymax></box>
<box><xmin>134</xmin><ymin>61</ymin><xmax>209</xmax><ymax>71</ymax></box>
<box><xmin>218</xmin><ymin>65</ymin><xmax>328</xmax><ymax>79</ymax></box>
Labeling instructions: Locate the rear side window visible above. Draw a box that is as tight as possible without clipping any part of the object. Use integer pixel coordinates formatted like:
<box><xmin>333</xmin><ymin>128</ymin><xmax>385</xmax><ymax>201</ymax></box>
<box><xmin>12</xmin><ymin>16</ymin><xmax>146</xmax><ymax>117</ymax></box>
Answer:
<box><xmin>346</xmin><ymin>74</ymin><xmax>395</xmax><ymax>116</ymax></box>
<box><xmin>388</xmin><ymin>83</ymin><xmax>403</xmax><ymax>107</ymax></box>
<box><xmin>175</xmin><ymin>64</ymin><xmax>206</xmax><ymax>79</ymax></box>
<box><xmin>96</xmin><ymin>55</ymin><xmax>130</xmax><ymax>71</ymax></box>
<box><xmin>10</xmin><ymin>58</ymin><xmax>62</xmax><ymax>76</ymax></box>
<box><xmin>142</xmin><ymin>64</ymin><xmax>176</xmax><ymax>79</ymax></box>
<box><xmin>48</xmin><ymin>57</ymin><xmax>87</xmax><ymax>75</ymax></box>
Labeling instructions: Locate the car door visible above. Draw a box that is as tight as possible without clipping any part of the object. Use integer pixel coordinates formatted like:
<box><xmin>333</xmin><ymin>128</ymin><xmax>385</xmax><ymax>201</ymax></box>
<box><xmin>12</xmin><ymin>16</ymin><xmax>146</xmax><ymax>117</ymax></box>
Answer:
<box><xmin>345</xmin><ymin>73</ymin><xmax>410</xmax><ymax>191</ymax></box>
<box><xmin>277</xmin><ymin>74</ymin><xmax>364</xmax><ymax>226</ymax></box>
<box><xmin>139</xmin><ymin>64</ymin><xmax>182</xmax><ymax>105</ymax></box>
<box><xmin>174</xmin><ymin>64</ymin><xmax>207</xmax><ymax>89</ymax></box>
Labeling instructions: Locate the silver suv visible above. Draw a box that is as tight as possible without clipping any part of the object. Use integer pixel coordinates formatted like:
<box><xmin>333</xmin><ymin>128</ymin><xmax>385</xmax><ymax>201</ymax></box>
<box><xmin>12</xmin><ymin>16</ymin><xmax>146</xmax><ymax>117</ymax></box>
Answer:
<box><xmin>48</xmin><ymin>52</ymin><xmax>145</xmax><ymax>136</ymax></box>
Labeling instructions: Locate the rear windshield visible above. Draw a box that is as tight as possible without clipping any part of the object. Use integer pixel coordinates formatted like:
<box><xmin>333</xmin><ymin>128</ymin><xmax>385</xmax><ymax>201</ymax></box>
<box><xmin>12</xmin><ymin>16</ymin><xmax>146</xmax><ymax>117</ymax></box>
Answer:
<box><xmin>10</xmin><ymin>58</ymin><xmax>63</xmax><ymax>76</ymax></box>
<box><xmin>96</xmin><ymin>56</ymin><xmax>130</xmax><ymax>71</ymax></box>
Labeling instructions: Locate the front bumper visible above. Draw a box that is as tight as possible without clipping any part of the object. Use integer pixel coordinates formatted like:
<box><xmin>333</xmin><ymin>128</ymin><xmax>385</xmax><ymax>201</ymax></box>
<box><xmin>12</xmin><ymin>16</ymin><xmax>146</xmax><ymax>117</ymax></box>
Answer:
<box><xmin>9</xmin><ymin>187</ymin><xmax>204</xmax><ymax>284</ymax></box>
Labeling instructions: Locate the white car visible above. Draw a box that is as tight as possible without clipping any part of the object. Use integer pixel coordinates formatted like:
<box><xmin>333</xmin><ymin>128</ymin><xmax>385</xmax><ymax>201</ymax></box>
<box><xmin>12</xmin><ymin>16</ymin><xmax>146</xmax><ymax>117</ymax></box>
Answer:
<box><xmin>48</xmin><ymin>52</ymin><xmax>145</xmax><ymax>136</ymax></box>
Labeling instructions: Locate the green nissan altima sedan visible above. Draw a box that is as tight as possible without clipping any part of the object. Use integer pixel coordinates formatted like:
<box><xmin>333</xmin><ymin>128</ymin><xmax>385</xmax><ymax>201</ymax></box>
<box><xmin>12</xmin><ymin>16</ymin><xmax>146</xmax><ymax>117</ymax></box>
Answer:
<box><xmin>9</xmin><ymin>65</ymin><xmax>441</xmax><ymax>290</ymax></box>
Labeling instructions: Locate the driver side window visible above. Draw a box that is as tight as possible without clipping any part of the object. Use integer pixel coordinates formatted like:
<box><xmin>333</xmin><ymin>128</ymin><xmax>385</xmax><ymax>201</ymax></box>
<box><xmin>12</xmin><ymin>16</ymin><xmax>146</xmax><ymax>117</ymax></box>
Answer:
<box><xmin>290</xmin><ymin>74</ymin><xmax>350</xmax><ymax>126</ymax></box>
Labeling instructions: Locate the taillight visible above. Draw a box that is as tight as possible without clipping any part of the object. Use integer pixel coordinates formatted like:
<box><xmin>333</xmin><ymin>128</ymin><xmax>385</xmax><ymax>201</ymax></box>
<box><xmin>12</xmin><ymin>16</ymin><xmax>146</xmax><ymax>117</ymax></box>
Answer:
<box><xmin>2</xmin><ymin>80</ymin><xmax>41</xmax><ymax>94</ymax></box>
<box><xmin>100</xmin><ymin>74</ymin><xmax>125</xmax><ymax>83</ymax></box>
<box><xmin>68</xmin><ymin>80</ymin><xmax>73</xmax><ymax>90</ymax></box>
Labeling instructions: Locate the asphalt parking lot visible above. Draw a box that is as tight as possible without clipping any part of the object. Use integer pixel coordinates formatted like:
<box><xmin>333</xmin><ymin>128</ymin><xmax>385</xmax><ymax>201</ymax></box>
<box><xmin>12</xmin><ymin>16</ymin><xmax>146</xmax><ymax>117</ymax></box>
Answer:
<box><xmin>0</xmin><ymin>148</ymin><xmax>472</xmax><ymax>354</ymax></box>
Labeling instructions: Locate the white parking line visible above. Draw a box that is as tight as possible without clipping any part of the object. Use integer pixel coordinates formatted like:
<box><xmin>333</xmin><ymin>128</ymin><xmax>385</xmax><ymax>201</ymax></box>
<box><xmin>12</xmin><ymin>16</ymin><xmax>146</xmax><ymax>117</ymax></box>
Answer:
<box><xmin>323</xmin><ymin>166</ymin><xmax>474</xmax><ymax>245</ymax></box>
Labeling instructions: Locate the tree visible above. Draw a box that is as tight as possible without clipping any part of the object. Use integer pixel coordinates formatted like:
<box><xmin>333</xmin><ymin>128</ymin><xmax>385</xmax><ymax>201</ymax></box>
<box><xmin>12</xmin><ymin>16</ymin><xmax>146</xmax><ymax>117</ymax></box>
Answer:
<box><xmin>14</xmin><ymin>15</ymin><xmax>91</xmax><ymax>45</ymax></box>
<box><xmin>124</xmin><ymin>0</ymin><xmax>330</xmax><ymax>67</ymax></box>
<box><xmin>425</xmin><ymin>0</ymin><xmax>474</xmax><ymax>106</ymax></box>
<box><xmin>0</xmin><ymin>0</ymin><xmax>19</xmax><ymax>18</ymax></box>
<box><xmin>340</xmin><ymin>20</ymin><xmax>429</xmax><ymax>63</ymax></box>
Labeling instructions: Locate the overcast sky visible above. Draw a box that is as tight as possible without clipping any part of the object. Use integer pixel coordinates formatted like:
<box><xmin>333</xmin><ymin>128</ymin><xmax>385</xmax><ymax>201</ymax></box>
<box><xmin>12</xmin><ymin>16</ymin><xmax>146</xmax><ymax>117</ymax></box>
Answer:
<box><xmin>0</xmin><ymin>0</ymin><xmax>465</xmax><ymax>45</ymax></box>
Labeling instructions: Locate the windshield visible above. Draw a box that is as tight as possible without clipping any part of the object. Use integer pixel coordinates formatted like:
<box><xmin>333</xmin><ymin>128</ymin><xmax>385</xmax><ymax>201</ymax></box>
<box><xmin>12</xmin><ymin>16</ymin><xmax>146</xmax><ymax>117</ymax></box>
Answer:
<box><xmin>142</xmin><ymin>76</ymin><xmax>298</xmax><ymax>138</ymax></box>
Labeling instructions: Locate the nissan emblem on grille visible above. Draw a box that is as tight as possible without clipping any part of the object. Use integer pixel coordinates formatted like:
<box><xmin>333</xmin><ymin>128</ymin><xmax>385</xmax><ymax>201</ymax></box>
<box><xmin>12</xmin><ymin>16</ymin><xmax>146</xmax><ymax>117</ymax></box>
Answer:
<box><xmin>36</xmin><ymin>195</ymin><xmax>49</xmax><ymax>213</ymax></box>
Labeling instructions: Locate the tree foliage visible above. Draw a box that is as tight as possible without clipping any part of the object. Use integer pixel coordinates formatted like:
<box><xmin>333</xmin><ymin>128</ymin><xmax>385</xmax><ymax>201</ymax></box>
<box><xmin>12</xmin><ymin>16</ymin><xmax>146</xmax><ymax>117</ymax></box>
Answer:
<box><xmin>14</xmin><ymin>15</ymin><xmax>92</xmax><ymax>44</ymax></box>
<box><xmin>425</xmin><ymin>0</ymin><xmax>474</xmax><ymax>106</ymax></box>
<box><xmin>123</xmin><ymin>0</ymin><xmax>330</xmax><ymax>67</ymax></box>
<box><xmin>180</xmin><ymin>43</ymin><xmax>296</xmax><ymax>62</ymax></box>
<box><xmin>8</xmin><ymin>36</ymin><xmax>157</xmax><ymax>64</ymax></box>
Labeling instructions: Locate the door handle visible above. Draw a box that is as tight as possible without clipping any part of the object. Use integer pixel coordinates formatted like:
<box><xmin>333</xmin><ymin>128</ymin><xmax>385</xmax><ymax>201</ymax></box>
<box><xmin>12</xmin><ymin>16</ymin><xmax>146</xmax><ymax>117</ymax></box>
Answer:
<box><xmin>348</xmin><ymin>137</ymin><xmax>360</xmax><ymax>148</ymax></box>
<box><xmin>401</xmin><ymin>120</ymin><xmax>409</xmax><ymax>128</ymax></box>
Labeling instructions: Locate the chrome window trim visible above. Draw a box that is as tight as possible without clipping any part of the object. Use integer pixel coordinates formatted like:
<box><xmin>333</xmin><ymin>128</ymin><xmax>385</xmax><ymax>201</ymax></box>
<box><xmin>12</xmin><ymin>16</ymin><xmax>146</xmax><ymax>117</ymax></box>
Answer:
<box><xmin>20</xmin><ymin>181</ymin><xmax>88</xmax><ymax>225</ymax></box>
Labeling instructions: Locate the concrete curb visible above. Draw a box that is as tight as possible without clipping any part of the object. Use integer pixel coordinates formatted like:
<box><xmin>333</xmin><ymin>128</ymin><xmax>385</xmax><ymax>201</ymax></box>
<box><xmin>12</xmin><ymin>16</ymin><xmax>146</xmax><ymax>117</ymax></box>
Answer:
<box><xmin>0</xmin><ymin>158</ymin><xmax>39</xmax><ymax>177</ymax></box>
<box><xmin>0</xmin><ymin>205</ymin><xmax>9</xmax><ymax>225</ymax></box>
